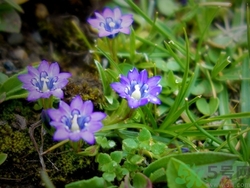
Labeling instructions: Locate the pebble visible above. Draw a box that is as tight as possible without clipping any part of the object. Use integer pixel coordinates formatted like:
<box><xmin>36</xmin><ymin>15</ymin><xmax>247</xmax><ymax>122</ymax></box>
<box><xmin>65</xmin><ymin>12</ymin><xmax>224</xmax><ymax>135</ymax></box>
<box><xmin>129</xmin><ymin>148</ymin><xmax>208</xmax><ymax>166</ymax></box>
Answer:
<box><xmin>31</xmin><ymin>31</ymin><xmax>43</xmax><ymax>44</ymax></box>
<box><xmin>9</xmin><ymin>48</ymin><xmax>28</xmax><ymax>60</ymax></box>
<box><xmin>7</xmin><ymin>33</ymin><xmax>24</xmax><ymax>45</ymax></box>
<box><xmin>3</xmin><ymin>60</ymin><xmax>16</xmax><ymax>72</ymax></box>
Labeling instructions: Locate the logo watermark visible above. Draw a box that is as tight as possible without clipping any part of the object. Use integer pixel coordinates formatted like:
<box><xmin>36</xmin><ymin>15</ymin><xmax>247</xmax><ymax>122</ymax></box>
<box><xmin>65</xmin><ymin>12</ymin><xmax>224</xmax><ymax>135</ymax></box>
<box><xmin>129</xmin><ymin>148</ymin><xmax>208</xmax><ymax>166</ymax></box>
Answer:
<box><xmin>175</xmin><ymin>163</ymin><xmax>250</xmax><ymax>188</ymax></box>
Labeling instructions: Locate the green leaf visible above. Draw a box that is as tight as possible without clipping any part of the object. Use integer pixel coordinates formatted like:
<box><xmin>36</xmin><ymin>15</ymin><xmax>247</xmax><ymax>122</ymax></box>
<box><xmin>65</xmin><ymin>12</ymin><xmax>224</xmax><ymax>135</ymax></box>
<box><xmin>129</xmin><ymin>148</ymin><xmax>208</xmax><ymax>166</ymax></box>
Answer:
<box><xmin>129</xmin><ymin>154</ymin><xmax>144</xmax><ymax>165</ymax></box>
<box><xmin>105</xmin><ymin>69</ymin><xmax>119</xmax><ymax>80</ymax></box>
<box><xmin>165</xmin><ymin>59</ymin><xmax>181</xmax><ymax>71</ymax></box>
<box><xmin>149</xmin><ymin>168</ymin><xmax>166</xmax><ymax>183</ymax></box>
<box><xmin>136</xmin><ymin>62</ymin><xmax>156</xmax><ymax>69</ymax></box>
<box><xmin>191</xmin><ymin>80</ymin><xmax>223</xmax><ymax>96</ymax></box>
<box><xmin>77</xmin><ymin>145</ymin><xmax>99</xmax><ymax>156</ymax></box>
<box><xmin>123</xmin><ymin>161</ymin><xmax>138</xmax><ymax>172</ymax></box>
<box><xmin>0</xmin><ymin>92</ymin><xmax>6</xmax><ymax>103</ymax></box>
<box><xmin>97</xmin><ymin>153</ymin><xmax>112</xmax><ymax>166</ymax></box>
<box><xmin>196</xmin><ymin>97</ymin><xmax>219</xmax><ymax>115</ymax></box>
<box><xmin>133</xmin><ymin>172</ymin><xmax>152</xmax><ymax>188</ymax></box>
<box><xmin>116</xmin><ymin>167</ymin><xmax>129</xmax><ymax>181</ymax></box>
<box><xmin>94</xmin><ymin>60</ymin><xmax>111</xmax><ymax>96</ymax></box>
<box><xmin>65</xmin><ymin>176</ymin><xmax>112</xmax><ymax>188</ymax></box>
<box><xmin>104</xmin><ymin>97</ymin><xmax>119</xmax><ymax>111</ymax></box>
<box><xmin>138</xmin><ymin>128</ymin><xmax>151</xmax><ymax>142</ymax></box>
<box><xmin>167</xmin><ymin>158</ymin><xmax>207</xmax><ymax>188</ymax></box>
<box><xmin>0</xmin><ymin>8</ymin><xmax>21</xmax><ymax>33</ymax></box>
<box><xmin>96</xmin><ymin>137</ymin><xmax>116</xmax><ymax>149</ymax></box>
<box><xmin>144</xmin><ymin>152</ymin><xmax>238</xmax><ymax>177</ymax></box>
<box><xmin>0</xmin><ymin>64</ymin><xmax>39</xmax><ymax>102</ymax></box>
<box><xmin>211</xmin><ymin>52</ymin><xmax>231</xmax><ymax>78</ymax></box>
<box><xmin>110</xmin><ymin>151</ymin><xmax>123</xmax><ymax>164</ymax></box>
<box><xmin>3</xmin><ymin>0</ymin><xmax>24</xmax><ymax>12</ymax></box>
<box><xmin>103</xmin><ymin>172</ymin><xmax>116</xmax><ymax>182</ymax></box>
<box><xmin>156</xmin><ymin>0</ymin><xmax>178</xmax><ymax>16</ymax></box>
<box><xmin>0</xmin><ymin>153</ymin><xmax>7</xmax><ymax>165</ymax></box>
<box><xmin>190</xmin><ymin>81</ymin><xmax>206</xmax><ymax>96</ymax></box>
<box><xmin>33</xmin><ymin>102</ymin><xmax>43</xmax><ymax>111</ymax></box>
<box><xmin>122</xmin><ymin>138</ymin><xmax>138</xmax><ymax>152</ymax></box>
<box><xmin>0</xmin><ymin>72</ymin><xmax>26</xmax><ymax>101</ymax></box>
<box><xmin>101</xmin><ymin>161</ymin><xmax>118</xmax><ymax>172</ymax></box>
<box><xmin>151</xmin><ymin>142</ymin><xmax>165</xmax><ymax>155</ymax></box>
<box><xmin>155</xmin><ymin>59</ymin><xmax>169</xmax><ymax>72</ymax></box>
<box><xmin>0</xmin><ymin>72</ymin><xmax>8</xmax><ymax>84</ymax></box>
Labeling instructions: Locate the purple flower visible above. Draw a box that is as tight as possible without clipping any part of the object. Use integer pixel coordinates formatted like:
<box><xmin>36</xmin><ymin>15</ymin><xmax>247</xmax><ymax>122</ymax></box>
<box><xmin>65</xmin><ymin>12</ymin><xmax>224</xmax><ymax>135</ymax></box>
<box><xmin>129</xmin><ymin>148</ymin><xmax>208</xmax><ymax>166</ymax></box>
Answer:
<box><xmin>87</xmin><ymin>7</ymin><xmax>133</xmax><ymax>38</ymax></box>
<box><xmin>111</xmin><ymin>68</ymin><xmax>162</xmax><ymax>109</ymax></box>
<box><xmin>18</xmin><ymin>60</ymin><xmax>71</xmax><ymax>101</ymax></box>
<box><xmin>47</xmin><ymin>95</ymin><xmax>106</xmax><ymax>144</ymax></box>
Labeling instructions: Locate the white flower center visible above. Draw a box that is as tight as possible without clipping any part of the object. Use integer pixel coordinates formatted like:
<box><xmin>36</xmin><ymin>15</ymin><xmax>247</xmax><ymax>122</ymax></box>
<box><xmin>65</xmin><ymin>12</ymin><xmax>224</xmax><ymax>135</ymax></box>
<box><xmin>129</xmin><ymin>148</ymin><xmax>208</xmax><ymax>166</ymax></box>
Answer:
<box><xmin>131</xmin><ymin>85</ymin><xmax>141</xmax><ymax>100</ymax></box>
<box><xmin>71</xmin><ymin>114</ymin><xmax>80</xmax><ymax>132</ymax></box>
<box><xmin>109</xmin><ymin>22</ymin><xmax>115</xmax><ymax>28</ymax></box>
<box><xmin>41</xmin><ymin>76</ymin><xmax>49</xmax><ymax>92</ymax></box>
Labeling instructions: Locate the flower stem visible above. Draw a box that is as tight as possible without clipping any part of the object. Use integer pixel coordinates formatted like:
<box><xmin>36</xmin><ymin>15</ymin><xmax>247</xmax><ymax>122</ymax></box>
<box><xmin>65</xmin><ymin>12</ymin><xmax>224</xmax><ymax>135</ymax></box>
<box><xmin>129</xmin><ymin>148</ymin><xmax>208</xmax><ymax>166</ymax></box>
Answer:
<box><xmin>107</xmin><ymin>38</ymin><xmax>118</xmax><ymax>64</ymax></box>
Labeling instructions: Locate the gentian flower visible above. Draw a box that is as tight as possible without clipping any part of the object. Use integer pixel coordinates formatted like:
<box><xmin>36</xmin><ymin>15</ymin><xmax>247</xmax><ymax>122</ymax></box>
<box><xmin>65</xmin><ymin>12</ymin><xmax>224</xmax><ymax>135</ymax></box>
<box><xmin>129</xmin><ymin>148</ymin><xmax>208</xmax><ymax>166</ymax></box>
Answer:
<box><xmin>18</xmin><ymin>60</ymin><xmax>71</xmax><ymax>101</ymax></box>
<box><xmin>87</xmin><ymin>7</ymin><xmax>133</xmax><ymax>38</ymax></box>
<box><xmin>47</xmin><ymin>95</ymin><xmax>106</xmax><ymax>144</ymax></box>
<box><xmin>111</xmin><ymin>68</ymin><xmax>162</xmax><ymax>109</ymax></box>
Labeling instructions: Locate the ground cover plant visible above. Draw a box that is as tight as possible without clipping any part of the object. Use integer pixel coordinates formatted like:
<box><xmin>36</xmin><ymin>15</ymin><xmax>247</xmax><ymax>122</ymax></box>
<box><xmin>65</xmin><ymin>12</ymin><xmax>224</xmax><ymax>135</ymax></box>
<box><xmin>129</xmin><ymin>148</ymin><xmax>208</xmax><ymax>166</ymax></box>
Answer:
<box><xmin>1</xmin><ymin>0</ymin><xmax>250</xmax><ymax>187</ymax></box>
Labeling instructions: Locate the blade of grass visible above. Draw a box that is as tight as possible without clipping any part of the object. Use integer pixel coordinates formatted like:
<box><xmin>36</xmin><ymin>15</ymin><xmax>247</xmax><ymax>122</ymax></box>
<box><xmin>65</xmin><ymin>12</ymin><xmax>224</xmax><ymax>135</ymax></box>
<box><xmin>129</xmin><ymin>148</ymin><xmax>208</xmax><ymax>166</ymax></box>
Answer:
<box><xmin>215</xmin><ymin>127</ymin><xmax>250</xmax><ymax>152</ymax></box>
<box><xmin>168</xmin><ymin>112</ymin><xmax>250</xmax><ymax>131</ymax></box>
<box><xmin>129</xmin><ymin>28</ymin><xmax>136</xmax><ymax>62</ymax></box>
<box><xmin>218</xmin><ymin>87</ymin><xmax>233</xmax><ymax>130</ymax></box>
<box><xmin>242</xmin><ymin>4</ymin><xmax>250</xmax><ymax>161</ymax></box>
<box><xmin>160</xmin><ymin>28</ymin><xmax>192</xmax><ymax>129</ymax></box>
<box><xmin>94</xmin><ymin>60</ymin><xmax>111</xmax><ymax>96</ymax></box>
<box><xmin>136</xmin><ymin>36</ymin><xmax>170</xmax><ymax>56</ymax></box>
<box><xmin>247</xmin><ymin>3</ymin><xmax>250</xmax><ymax>58</ymax></box>
<box><xmin>180</xmin><ymin>129</ymin><xmax>239</xmax><ymax>137</ymax></box>
<box><xmin>236</xmin><ymin>122</ymin><xmax>249</xmax><ymax>161</ymax></box>
<box><xmin>226</xmin><ymin>134</ymin><xmax>243</xmax><ymax>161</ymax></box>
<box><xmin>195</xmin><ymin>7</ymin><xmax>218</xmax><ymax>62</ymax></box>
<box><xmin>125</xmin><ymin>0</ymin><xmax>191</xmax><ymax>59</ymax></box>
<box><xmin>96</xmin><ymin>46</ymin><xmax>122</xmax><ymax>73</ymax></box>
<box><xmin>141</xmin><ymin>105</ymin><xmax>157</xmax><ymax>129</ymax></box>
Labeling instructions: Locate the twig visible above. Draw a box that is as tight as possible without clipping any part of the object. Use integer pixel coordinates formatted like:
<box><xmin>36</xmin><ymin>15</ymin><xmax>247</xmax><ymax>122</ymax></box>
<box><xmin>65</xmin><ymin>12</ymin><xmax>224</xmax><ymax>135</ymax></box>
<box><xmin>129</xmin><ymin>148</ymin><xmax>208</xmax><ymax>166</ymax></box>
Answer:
<box><xmin>29</xmin><ymin>120</ymin><xmax>46</xmax><ymax>170</ymax></box>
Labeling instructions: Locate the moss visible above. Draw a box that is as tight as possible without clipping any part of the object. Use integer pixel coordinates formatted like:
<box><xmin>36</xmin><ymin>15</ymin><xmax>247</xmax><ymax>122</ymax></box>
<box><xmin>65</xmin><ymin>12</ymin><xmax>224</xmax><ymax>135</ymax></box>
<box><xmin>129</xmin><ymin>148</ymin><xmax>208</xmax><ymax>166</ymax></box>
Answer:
<box><xmin>0</xmin><ymin>124</ymin><xmax>41</xmax><ymax>185</ymax></box>
<box><xmin>0</xmin><ymin>99</ymin><xmax>100</xmax><ymax>187</ymax></box>
<box><xmin>0</xmin><ymin>126</ymin><xmax>33</xmax><ymax>154</ymax></box>
<box><xmin>0</xmin><ymin>122</ymin><xmax>100</xmax><ymax>187</ymax></box>
<box><xmin>64</xmin><ymin>70</ymin><xmax>106</xmax><ymax>108</ymax></box>
<box><xmin>38</xmin><ymin>15</ymin><xmax>90</xmax><ymax>52</ymax></box>
<box><xmin>47</xmin><ymin>150</ymin><xmax>99</xmax><ymax>185</ymax></box>
<box><xmin>0</xmin><ymin>99</ymin><xmax>36</xmax><ymax>124</ymax></box>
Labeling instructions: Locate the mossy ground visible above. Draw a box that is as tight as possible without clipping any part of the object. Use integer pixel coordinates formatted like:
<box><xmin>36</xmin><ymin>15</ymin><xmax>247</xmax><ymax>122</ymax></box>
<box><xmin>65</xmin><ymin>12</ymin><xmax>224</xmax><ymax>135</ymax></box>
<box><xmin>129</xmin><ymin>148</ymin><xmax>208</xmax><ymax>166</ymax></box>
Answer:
<box><xmin>0</xmin><ymin>99</ymin><xmax>102</xmax><ymax>187</ymax></box>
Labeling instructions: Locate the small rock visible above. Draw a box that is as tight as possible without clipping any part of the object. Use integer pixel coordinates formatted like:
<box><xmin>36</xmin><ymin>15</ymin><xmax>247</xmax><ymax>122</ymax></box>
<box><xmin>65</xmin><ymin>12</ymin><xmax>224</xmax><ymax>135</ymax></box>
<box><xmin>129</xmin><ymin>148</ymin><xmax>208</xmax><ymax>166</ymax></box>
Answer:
<box><xmin>7</xmin><ymin>33</ymin><xmax>24</xmax><ymax>45</ymax></box>
<box><xmin>35</xmin><ymin>3</ymin><xmax>49</xmax><ymax>19</ymax></box>
<box><xmin>9</xmin><ymin>48</ymin><xmax>28</xmax><ymax>60</ymax></box>
<box><xmin>3</xmin><ymin>60</ymin><xmax>16</xmax><ymax>72</ymax></box>
<box><xmin>31</xmin><ymin>31</ymin><xmax>43</xmax><ymax>44</ymax></box>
